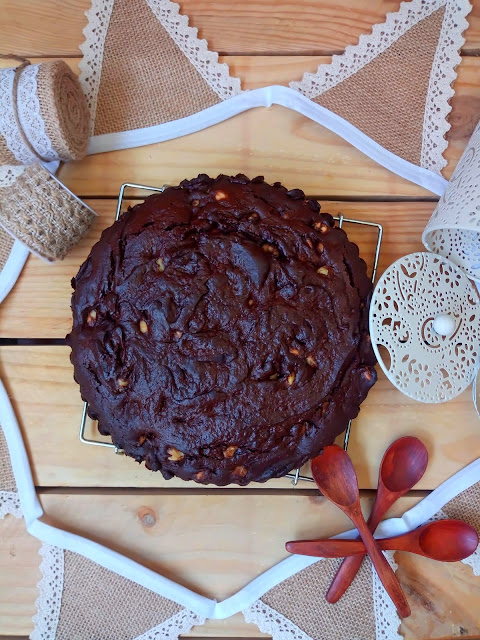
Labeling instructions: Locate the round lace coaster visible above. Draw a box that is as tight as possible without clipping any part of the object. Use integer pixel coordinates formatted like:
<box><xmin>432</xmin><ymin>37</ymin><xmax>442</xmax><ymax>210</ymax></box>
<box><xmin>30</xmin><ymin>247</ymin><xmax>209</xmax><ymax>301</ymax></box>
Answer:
<box><xmin>369</xmin><ymin>252</ymin><xmax>480</xmax><ymax>403</ymax></box>
<box><xmin>0</xmin><ymin>61</ymin><xmax>90</xmax><ymax>165</ymax></box>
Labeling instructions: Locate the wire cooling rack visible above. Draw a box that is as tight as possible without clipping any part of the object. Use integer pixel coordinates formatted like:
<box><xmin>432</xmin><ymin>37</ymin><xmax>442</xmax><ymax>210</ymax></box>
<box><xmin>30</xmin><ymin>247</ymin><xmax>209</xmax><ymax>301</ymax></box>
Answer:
<box><xmin>78</xmin><ymin>182</ymin><xmax>383</xmax><ymax>485</ymax></box>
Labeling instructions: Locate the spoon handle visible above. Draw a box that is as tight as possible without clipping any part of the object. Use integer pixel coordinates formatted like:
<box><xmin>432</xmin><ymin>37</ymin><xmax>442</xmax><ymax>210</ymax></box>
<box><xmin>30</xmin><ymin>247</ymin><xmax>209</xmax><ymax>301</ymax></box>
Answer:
<box><xmin>355</xmin><ymin>516</ymin><xmax>411</xmax><ymax>618</ymax></box>
<box><xmin>326</xmin><ymin>493</ymin><xmax>388</xmax><ymax>603</ymax></box>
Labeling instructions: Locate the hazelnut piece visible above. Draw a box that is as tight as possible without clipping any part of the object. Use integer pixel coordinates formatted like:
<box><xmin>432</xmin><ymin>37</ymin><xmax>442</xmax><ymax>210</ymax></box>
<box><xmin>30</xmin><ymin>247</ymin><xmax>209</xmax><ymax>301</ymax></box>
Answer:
<box><xmin>156</xmin><ymin>257</ymin><xmax>165</xmax><ymax>272</ymax></box>
<box><xmin>86</xmin><ymin>309</ymin><xmax>97</xmax><ymax>326</ymax></box>
<box><xmin>289</xmin><ymin>348</ymin><xmax>300</xmax><ymax>356</ymax></box>
<box><xmin>195</xmin><ymin>471</ymin><xmax>206</xmax><ymax>481</ymax></box>
<box><xmin>317</xmin><ymin>266</ymin><xmax>329</xmax><ymax>276</ymax></box>
<box><xmin>167</xmin><ymin>447</ymin><xmax>184</xmax><ymax>461</ymax></box>
<box><xmin>215</xmin><ymin>191</ymin><xmax>227</xmax><ymax>201</ymax></box>
<box><xmin>233</xmin><ymin>465</ymin><xmax>247</xmax><ymax>477</ymax></box>
<box><xmin>262</xmin><ymin>243</ymin><xmax>279</xmax><ymax>257</ymax></box>
<box><xmin>224</xmin><ymin>445</ymin><xmax>238</xmax><ymax>459</ymax></box>
<box><xmin>139</xmin><ymin>320</ymin><xmax>148</xmax><ymax>334</ymax></box>
<box><xmin>306</xmin><ymin>355</ymin><xmax>317</xmax><ymax>368</ymax></box>
<box><xmin>117</xmin><ymin>378</ymin><xmax>129</xmax><ymax>389</ymax></box>
<box><xmin>192</xmin><ymin>199</ymin><xmax>200</xmax><ymax>206</ymax></box>
<box><xmin>317</xmin><ymin>242</ymin><xmax>324</xmax><ymax>252</ymax></box>
<box><xmin>305</xmin><ymin>238</ymin><xmax>313</xmax><ymax>249</ymax></box>
<box><xmin>314</xmin><ymin>222</ymin><xmax>329</xmax><ymax>234</ymax></box>
<box><xmin>287</xmin><ymin>372</ymin><xmax>296</xmax><ymax>386</ymax></box>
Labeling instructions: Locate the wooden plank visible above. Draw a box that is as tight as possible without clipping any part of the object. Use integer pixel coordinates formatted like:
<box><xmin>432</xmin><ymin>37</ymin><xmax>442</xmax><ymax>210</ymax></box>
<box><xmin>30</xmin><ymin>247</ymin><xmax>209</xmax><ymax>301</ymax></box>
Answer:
<box><xmin>0</xmin><ymin>493</ymin><xmax>419</xmax><ymax>636</ymax></box>
<box><xmin>0</xmin><ymin>0</ymin><xmax>479</xmax><ymax>57</ymax></box>
<box><xmin>0</xmin><ymin>199</ymin><xmax>448</xmax><ymax>338</ymax></box>
<box><xmin>1</xmin><ymin>343</ymin><xmax>478</xmax><ymax>490</ymax></box>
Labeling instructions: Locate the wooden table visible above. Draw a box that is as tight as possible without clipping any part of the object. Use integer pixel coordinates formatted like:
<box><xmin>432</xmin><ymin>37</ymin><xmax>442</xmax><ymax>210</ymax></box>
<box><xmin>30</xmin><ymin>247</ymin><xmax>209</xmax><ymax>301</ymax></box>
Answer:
<box><xmin>1</xmin><ymin>1</ymin><xmax>480</xmax><ymax>638</ymax></box>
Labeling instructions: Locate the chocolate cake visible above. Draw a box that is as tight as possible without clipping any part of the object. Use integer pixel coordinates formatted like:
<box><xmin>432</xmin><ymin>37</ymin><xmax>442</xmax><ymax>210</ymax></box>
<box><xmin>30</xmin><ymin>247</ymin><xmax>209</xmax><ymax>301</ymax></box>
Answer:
<box><xmin>67</xmin><ymin>174</ymin><xmax>376</xmax><ymax>485</ymax></box>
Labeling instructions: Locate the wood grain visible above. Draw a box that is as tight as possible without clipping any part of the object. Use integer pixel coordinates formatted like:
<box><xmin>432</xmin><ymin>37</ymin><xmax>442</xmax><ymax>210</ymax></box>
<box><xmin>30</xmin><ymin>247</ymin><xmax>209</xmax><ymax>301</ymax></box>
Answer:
<box><xmin>0</xmin><ymin>199</ymin><xmax>443</xmax><ymax>338</ymax></box>
<box><xmin>1</xmin><ymin>344</ymin><xmax>478</xmax><ymax>490</ymax></box>
<box><xmin>1</xmin><ymin>0</ymin><xmax>479</xmax><ymax>57</ymax></box>
<box><xmin>1</xmin><ymin>493</ymin><xmax>418</xmax><ymax>636</ymax></box>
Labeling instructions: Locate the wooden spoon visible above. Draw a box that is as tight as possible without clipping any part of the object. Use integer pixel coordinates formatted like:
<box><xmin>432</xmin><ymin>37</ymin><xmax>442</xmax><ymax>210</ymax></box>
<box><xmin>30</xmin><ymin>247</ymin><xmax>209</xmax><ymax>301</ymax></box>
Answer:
<box><xmin>286</xmin><ymin>519</ymin><xmax>479</xmax><ymax>561</ymax></box>
<box><xmin>327</xmin><ymin>436</ymin><xmax>428</xmax><ymax>604</ymax></box>
<box><xmin>311</xmin><ymin>445</ymin><xmax>411</xmax><ymax>618</ymax></box>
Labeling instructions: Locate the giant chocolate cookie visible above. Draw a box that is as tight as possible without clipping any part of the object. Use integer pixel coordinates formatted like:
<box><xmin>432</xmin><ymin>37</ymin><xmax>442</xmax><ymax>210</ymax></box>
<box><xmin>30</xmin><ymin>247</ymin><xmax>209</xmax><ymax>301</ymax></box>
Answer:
<box><xmin>67</xmin><ymin>174</ymin><xmax>376</xmax><ymax>485</ymax></box>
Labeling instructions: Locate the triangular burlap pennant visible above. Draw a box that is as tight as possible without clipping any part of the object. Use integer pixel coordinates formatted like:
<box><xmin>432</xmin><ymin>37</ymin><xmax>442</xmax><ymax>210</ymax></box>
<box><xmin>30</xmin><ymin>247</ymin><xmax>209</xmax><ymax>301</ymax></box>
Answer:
<box><xmin>290</xmin><ymin>0</ymin><xmax>471</xmax><ymax>174</ymax></box>
<box><xmin>80</xmin><ymin>0</ymin><xmax>241</xmax><ymax>137</ymax></box>
<box><xmin>32</xmin><ymin>547</ymin><xmax>205</xmax><ymax>640</ymax></box>
<box><xmin>243</xmin><ymin>556</ymin><xmax>384</xmax><ymax>640</ymax></box>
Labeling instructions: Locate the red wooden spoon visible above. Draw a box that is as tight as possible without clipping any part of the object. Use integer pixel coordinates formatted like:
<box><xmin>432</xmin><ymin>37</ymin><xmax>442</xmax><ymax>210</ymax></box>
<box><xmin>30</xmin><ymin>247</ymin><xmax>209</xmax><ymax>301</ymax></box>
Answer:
<box><xmin>311</xmin><ymin>445</ymin><xmax>411</xmax><ymax>618</ymax></box>
<box><xmin>327</xmin><ymin>436</ymin><xmax>428</xmax><ymax>604</ymax></box>
<box><xmin>286</xmin><ymin>519</ymin><xmax>479</xmax><ymax>561</ymax></box>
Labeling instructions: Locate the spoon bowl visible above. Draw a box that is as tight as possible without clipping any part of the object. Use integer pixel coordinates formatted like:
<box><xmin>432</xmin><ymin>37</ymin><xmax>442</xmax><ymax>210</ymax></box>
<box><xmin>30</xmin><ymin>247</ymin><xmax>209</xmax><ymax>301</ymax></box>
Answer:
<box><xmin>380</xmin><ymin>436</ymin><xmax>429</xmax><ymax>493</ymax></box>
<box><xmin>311</xmin><ymin>446</ymin><xmax>359</xmax><ymax>507</ymax></box>
<box><xmin>418</xmin><ymin>520</ymin><xmax>479</xmax><ymax>562</ymax></box>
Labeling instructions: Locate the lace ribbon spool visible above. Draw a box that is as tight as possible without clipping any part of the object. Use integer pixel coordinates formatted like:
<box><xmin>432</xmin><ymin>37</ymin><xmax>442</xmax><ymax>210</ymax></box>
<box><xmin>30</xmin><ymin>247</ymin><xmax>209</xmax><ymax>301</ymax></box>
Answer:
<box><xmin>369</xmin><ymin>252</ymin><xmax>480</xmax><ymax>403</ymax></box>
<box><xmin>0</xmin><ymin>59</ymin><xmax>90</xmax><ymax>166</ymax></box>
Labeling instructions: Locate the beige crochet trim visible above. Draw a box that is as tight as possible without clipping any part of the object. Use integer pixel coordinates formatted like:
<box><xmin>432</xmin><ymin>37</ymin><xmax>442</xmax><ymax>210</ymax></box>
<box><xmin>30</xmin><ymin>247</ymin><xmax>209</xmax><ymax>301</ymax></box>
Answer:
<box><xmin>0</xmin><ymin>164</ymin><xmax>95</xmax><ymax>262</ymax></box>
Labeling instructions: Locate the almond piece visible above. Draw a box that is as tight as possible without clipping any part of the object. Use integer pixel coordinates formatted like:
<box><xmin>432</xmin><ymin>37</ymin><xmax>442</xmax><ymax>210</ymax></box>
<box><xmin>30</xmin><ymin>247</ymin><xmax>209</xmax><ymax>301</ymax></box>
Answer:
<box><xmin>287</xmin><ymin>372</ymin><xmax>296</xmax><ymax>386</ymax></box>
<box><xmin>317</xmin><ymin>266</ymin><xmax>329</xmax><ymax>276</ymax></box>
<box><xmin>156</xmin><ymin>257</ymin><xmax>165</xmax><ymax>272</ymax></box>
<box><xmin>139</xmin><ymin>320</ymin><xmax>148</xmax><ymax>334</ymax></box>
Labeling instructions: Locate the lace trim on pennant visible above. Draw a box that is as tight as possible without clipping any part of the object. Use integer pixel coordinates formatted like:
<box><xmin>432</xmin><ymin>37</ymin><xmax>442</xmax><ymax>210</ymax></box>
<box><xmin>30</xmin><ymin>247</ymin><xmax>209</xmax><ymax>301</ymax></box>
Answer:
<box><xmin>0</xmin><ymin>165</ymin><xmax>26</xmax><ymax>189</ymax></box>
<box><xmin>0</xmin><ymin>490</ymin><xmax>22</xmax><ymax>518</ymax></box>
<box><xmin>134</xmin><ymin>608</ymin><xmax>206</xmax><ymax>640</ymax></box>
<box><xmin>17</xmin><ymin>65</ymin><xmax>59</xmax><ymax>162</ymax></box>
<box><xmin>372</xmin><ymin>550</ymin><xmax>402</xmax><ymax>640</ymax></box>
<box><xmin>31</xmin><ymin>544</ymin><xmax>64</xmax><ymax>640</ymax></box>
<box><xmin>0</xmin><ymin>68</ymin><xmax>37</xmax><ymax>164</ymax></box>
<box><xmin>144</xmin><ymin>0</ymin><xmax>242</xmax><ymax>100</ymax></box>
<box><xmin>420</xmin><ymin>0</ymin><xmax>472</xmax><ymax>174</ymax></box>
<box><xmin>78</xmin><ymin>0</ymin><xmax>116</xmax><ymax>136</ymax></box>
<box><xmin>290</xmin><ymin>0</ymin><xmax>444</xmax><ymax>97</ymax></box>
<box><xmin>243</xmin><ymin>600</ymin><xmax>313</xmax><ymax>640</ymax></box>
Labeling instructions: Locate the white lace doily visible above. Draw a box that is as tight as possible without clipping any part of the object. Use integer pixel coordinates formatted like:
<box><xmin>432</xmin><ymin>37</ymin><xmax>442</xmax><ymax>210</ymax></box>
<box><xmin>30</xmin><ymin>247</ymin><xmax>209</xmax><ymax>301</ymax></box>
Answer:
<box><xmin>370</xmin><ymin>252</ymin><xmax>480</xmax><ymax>403</ymax></box>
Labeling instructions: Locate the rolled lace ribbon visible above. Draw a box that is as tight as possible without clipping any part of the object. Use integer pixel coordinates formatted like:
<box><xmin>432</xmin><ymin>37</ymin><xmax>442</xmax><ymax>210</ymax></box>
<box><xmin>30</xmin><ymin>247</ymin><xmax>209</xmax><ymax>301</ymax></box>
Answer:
<box><xmin>0</xmin><ymin>60</ymin><xmax>90</xmax><ymax>165</ymax></box>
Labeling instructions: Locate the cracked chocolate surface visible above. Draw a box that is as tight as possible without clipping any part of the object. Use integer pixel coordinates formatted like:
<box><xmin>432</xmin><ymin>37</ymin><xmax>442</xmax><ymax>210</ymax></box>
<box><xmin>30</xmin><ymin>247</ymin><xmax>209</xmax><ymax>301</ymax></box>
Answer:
<box><xmin>67</xmin><ymin>174</ymin><xmax>376</xmax><ymax>485</ymax></box>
